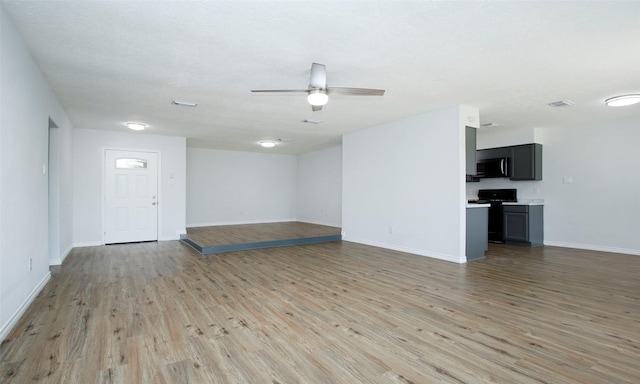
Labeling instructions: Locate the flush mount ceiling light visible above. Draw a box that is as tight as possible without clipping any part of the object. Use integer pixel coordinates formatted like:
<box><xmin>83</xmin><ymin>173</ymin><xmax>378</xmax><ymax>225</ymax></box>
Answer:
<box><xmin>307</xmin><ymin>89</ymin><xmax>328</xmax><ymax>106</ymax></box>
<box><xmin>259</xmin><ymin>140</ymin><xmax>277</xmax><ymax>148</ymax></box>
<box><xmin>126</xmin><ymin>122</ymin><xmax>147</xmax><ymax>131</ymax></box>
<box><xmin>605</xmin><ymin>94</ymin><xmax>640</xmax><ymax>107</ymax></box>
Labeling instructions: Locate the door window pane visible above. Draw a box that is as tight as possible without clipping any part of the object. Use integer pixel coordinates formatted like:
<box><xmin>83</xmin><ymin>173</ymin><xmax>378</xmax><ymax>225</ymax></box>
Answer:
<box><xmin>116</xmin><ymin>158</ymin><xmax>147</xmax><ymax>169</ymax></box>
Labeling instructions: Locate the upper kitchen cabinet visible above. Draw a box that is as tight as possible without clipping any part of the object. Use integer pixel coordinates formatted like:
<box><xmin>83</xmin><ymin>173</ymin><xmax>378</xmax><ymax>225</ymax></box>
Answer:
<box><xmin>475</xmin><ymin>143</ymin><xmax>543</xmax><ymax>181</ymax></box>
<box><xmin>476</xmin><ymin>146</ymin><xmax>511</xmax><ymax>161</ymax></box>
<box><xmin>511</xmin><ymin>143</ymin><xmax>542</xmax><ymax>180</ymax></box>
<box><xmin>466</xmin><ymin>127</ymin><xmax>477</xmax><ymax>176</ymax></box>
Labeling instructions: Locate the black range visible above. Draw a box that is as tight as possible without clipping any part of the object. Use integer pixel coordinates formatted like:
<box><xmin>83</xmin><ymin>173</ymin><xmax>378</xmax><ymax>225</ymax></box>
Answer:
<box><xmin>468</xmin><ymin>189</ymin><xmax>517</xmax><ymax>243</ymax></box>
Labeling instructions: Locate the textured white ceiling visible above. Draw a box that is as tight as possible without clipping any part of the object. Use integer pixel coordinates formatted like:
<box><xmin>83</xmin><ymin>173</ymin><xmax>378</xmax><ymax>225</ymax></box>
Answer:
<box><xmin>2</xmin><ymin>1</ymin><xmax>639</xmax><ymax>154</ymax></box>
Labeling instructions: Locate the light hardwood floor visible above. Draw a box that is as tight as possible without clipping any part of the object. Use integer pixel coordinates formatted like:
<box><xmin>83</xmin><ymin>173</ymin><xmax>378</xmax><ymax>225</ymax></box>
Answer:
<box><xmin>1</xmin><ymin>241</ymin><xmax>639</xmax><ymax>383</ymax></box>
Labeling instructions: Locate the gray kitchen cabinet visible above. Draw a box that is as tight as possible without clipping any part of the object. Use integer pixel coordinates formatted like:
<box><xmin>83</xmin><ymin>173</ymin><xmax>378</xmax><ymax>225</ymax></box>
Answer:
<box><xmin>511</xmin><ymin>143</ymin><xmax>542</xmax><ymax>180</ymax></box>
<box><xmin>476</xmin><ymin>143</ymin><xmax>543</xmax><ymax>180</ymax></box>
<box><xmin>466</xmin><ymin>126</ymin><xmax>477</xmax><ymax>176</ymax></box>
<box><xmin>503</xmin><ymin>205</ymin><xmax>543</xmax><ymax>247</ymax></box>
<box><xmin>466</xmin><ymin>206</ymin><xmax>488</xmax><ymax>260</ymax></box>
<box><xmin>476</xmin><ymin>146</ymin><xmax>510</xmax><ymax>162</ymax></box>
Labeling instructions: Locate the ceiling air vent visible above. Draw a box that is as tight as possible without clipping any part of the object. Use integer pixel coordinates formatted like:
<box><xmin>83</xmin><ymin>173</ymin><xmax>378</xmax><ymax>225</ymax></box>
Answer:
<box><xmin>481</xmin><ymin>122</ymin><xmax>501</xmax><ymax>128</ymax></box>
<box><xmin>171</xmin><ymin>100</ymin><xmax>198</xmax><ymax>107</ymax></box>
<box><xmin>301</xmin><ymin>119</ymin><xmax>321</xmax><ymax>124</ymax></box>
<box><xmin>548</xmin><ymin>100</ymin><xmax>574</xmax><ymax>107</ymax></box>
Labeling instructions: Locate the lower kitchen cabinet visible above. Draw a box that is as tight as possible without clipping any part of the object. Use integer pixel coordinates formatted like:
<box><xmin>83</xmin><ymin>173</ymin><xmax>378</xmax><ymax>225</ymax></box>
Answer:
<box><xmin>503</xmin><ymin>205</ymin><xmax>543</xmax><ymax>247</ymax></box>
<box><xmin>466</xmin><ymin>206</ymin><xmax>488</xmax><ymax>260</ymax></box>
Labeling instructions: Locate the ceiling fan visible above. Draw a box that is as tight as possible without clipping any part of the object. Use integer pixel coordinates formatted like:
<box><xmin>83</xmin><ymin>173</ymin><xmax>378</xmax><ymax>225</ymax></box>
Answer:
<box><xmin>251</xmin><ymin>63</ymin><xmax>385</xmax><ymax>111</ymax></box>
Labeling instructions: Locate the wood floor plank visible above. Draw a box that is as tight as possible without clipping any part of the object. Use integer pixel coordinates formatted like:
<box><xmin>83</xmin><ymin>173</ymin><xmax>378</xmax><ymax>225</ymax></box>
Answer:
<box><xmin>1</xmin><ymin>240</ymin><xmax>639</xmax><ymax>383</ymax></box>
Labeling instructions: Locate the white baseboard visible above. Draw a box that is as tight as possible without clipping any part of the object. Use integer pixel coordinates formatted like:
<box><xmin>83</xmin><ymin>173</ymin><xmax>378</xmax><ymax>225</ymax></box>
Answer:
<box><xmin>186</xmin><ymin>218</ymin><xmax>298</xmax><ymax>228</ymax></box>
<box><xmin>544</xmin><ymin>241</ymin><xmax>640</xmax><ymax>256</ymax></box>
<box><xmin>342</xmin><ymin>237</ymin><xmax>466</xmax><ymax>264</ymax></box>
<box><xmin>159</xmin><ymin>235</ymin><xmax>180</xmax><ymax>241</ymax></box>
<box><xmin>1</xmin><ymin>272</ymin><xmax>51</xmax><ymax>342</ymax></box>
<box><xmin>50</xmin><ymin>244</ymin><xmax>74</xmax><ymax>266</ymax></box>
<box><xmin>72</xmin><ymin>241</ymin><xmax>103</xmax><ymax>248</ymax></box>
<box><xmin>297</xmin><ymin>219</ymin><xmax>342</xmax><ymax>228</ymax></box>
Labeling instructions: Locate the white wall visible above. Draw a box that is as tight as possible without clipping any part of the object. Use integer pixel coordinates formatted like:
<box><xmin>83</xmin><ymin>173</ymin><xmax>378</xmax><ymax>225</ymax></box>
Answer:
<box><xmin>186</xmin><ymin>148</ymin><xmax>297</xmax><ymax>227</ymax></box>
<box><xmin>343</xmin><ymin>105</ymin><xmax>478</xmax><ymax>263</ymax></box>
<box><xmin>297</xmin><ymin>146</ymin><xmax>342</xmax><ymax>227</ymax></box>
<box><xmin>476</xmin><ymin>126</ymin><xmax>543</xmax><ymax>150</ymax></box>
<box><xmin>470</xmin><ymin>118</ymin><xmax>640</xmax><ymax>255</ymax></box>
<box><xmin>73</xmin><ymin>129</ymin><xmax>186</xmax><ymax>244</ymax></box>
<box><xmin>1</xmin><ymin>7</ymin><xmax>74</xmax><ymax>340</ymax></box>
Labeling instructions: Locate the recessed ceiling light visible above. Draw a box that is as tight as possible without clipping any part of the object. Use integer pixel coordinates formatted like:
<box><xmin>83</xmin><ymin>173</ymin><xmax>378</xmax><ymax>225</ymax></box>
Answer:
<box><xmin>171</xmin><ymin>100</ymin><xmax>198</xmax><ymax>107</ymax></box>
<box><xmin>126</xmin><ymin>122</ymin><xmax>147</xmax><ymax>131</ymax></box>
<box><xmin>605</xmin><ymin>94</ymin><xmax>640</xmax><ymax>107</ymax></box>
<box><xmin>259</xmin><ymin>140</ymin><xmax>277</xmax><ymax>148</ymax></box>
<box><xmin>548</xmin><ymin>100</ymin><xmax>574</xmax><ymax>107</ymax></box>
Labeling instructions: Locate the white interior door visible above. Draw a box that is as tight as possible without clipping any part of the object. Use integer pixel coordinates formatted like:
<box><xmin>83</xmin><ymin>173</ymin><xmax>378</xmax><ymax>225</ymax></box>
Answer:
<box><xmin>105</xmin><ymin>150</ymin><xmax>158</xmax><ymax>244</ymax></box>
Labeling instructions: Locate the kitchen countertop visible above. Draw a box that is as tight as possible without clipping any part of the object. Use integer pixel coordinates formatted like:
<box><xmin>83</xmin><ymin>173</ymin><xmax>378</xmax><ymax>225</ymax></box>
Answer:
<box><xmin>466</xmin><ymin>203</ymin><xmax>491</xmax><ymax>208</ymax></box>
<box><xmin>503</xmin><ymin>199</ymin><xmax>545</xmax><ymax>206</ymax></box>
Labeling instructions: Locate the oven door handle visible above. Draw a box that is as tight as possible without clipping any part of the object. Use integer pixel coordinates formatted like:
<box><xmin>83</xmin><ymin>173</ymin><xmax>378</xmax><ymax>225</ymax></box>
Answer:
<box><xmin>500</xmin><ymin>158</ymin><xmax>505</xmax><ymax>175</ymax></box>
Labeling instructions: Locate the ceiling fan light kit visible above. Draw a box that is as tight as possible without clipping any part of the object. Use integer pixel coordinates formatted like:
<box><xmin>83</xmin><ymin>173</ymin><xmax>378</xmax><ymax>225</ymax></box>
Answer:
<box><xmin>605</xmin><ymin>94</ymin><xmax>640</xmax><ymax>107</ymax></box>
<box><xmin>307</xmin><ymin>89</ymin><xmax>328</xmax><ymax>106</ymax></box>
<box><xmin>251</xmin><ymin>63</ymin><xmax>385</xmax><ymax>112</ymax></box>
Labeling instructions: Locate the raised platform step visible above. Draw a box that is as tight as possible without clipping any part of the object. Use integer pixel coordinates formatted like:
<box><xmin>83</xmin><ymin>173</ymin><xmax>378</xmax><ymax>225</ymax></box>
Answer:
<box><xmin>180</xmin><ymin>222</ymin><xmax>342</xmax><ymax>255</ymax></box>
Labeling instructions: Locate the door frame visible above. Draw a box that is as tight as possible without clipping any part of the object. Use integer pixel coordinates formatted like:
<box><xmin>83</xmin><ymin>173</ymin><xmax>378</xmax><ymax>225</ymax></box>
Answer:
<box><xmin>101</xmin><ymin>147</ymin><xmax>162</xmax><ymax>245</ymax></box>
<box><xmin>48</xmin><ymin>118</ymin><xmax>60</xmax><ymax>264</ymax></box>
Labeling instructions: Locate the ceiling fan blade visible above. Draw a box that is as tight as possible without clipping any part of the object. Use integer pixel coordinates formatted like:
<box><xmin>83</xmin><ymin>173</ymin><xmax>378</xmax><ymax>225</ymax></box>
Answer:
<box><xmin>310</xmin><ymin>63</ymin><xmax>327</xmax><ymax>89</ymax></box>
<box><xmin>327</xmin><ymin>87</ymin><xmax>385</xmax><ymax>96</ymax></box>
<box><xmin>251</xmin><ymin>89</ymin><xmax>309</xmax><ymax>93</ymax></box>
<box><xmin>312</xmin><ymin>105</ymin><xmax>323</xmax><ymax>112</ymax></box>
